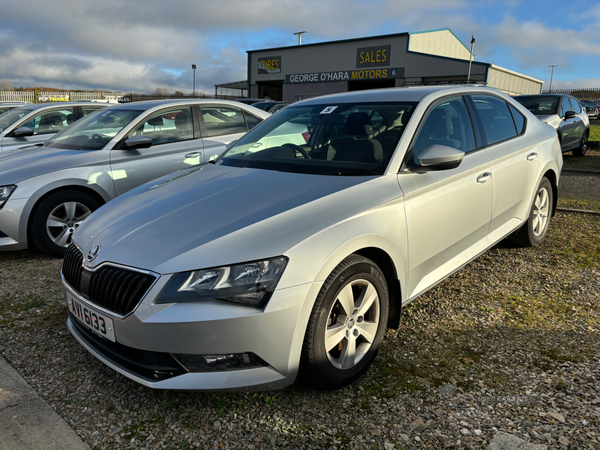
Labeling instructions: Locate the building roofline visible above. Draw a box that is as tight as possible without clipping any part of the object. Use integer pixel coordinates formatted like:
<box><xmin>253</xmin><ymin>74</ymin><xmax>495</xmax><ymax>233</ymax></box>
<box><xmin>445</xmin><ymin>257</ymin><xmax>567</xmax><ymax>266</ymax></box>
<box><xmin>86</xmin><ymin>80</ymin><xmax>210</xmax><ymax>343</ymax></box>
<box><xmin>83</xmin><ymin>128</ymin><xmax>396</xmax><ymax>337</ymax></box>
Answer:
<box><xmin>247</xmin><ymin>31</ymin><xmax>410</xmax><ymax>54</ymax></box>
<box><xmin>488</xmin><ymin>64</ymin><xmax>544</xmax><ymax>84</ymax></box>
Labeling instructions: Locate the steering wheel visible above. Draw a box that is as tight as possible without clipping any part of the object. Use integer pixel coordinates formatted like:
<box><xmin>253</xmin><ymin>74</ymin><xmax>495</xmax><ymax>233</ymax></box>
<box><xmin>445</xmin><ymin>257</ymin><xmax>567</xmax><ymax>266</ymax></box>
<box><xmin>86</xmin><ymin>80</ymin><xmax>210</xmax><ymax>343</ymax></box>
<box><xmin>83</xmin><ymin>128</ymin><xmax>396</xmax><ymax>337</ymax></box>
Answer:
<box><xmin>90</xmin><ymin>133</ymin><xmax>104</xmax><ymax>144</ymax></box>
<box><xmin>282</xmin><ymin>143</ymin><xmax>311</xmax><ymax>159</ymax></box>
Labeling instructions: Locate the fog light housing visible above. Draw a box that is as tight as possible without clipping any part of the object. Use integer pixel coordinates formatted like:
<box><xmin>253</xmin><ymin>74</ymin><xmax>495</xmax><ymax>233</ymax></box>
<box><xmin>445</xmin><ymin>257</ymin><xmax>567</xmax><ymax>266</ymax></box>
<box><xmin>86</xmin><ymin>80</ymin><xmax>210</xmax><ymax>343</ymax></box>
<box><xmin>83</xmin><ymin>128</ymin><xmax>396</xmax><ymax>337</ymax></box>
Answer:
<box><xmin>172</xmin><ymin>352</ymin><xmax>268</xmax><ymax>372</ymax></box>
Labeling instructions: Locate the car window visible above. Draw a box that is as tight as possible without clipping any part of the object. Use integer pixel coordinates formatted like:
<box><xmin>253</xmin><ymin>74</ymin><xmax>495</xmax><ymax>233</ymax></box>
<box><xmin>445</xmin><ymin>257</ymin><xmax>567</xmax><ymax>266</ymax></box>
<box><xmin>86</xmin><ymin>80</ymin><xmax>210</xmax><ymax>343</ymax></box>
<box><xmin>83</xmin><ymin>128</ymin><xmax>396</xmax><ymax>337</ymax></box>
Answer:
<box><xmin>202</xmin><ymin>106</ymin><xmax>248</xmax><ymax>137</ymax></box>
<box><xmin>472</xmin><ymin>95</ymin><xmax>518</xmax><ymax>146</ymax></box>
<box><xmin>82</xmin><ymin>106</ymin><xmax>106</xmax><ymax>116</ymax></box>
<box><xmin>568</xmin><ymin>98</ymin><xmax>581</xmax><ymax>114</ymax></box>
<box><xmin>560</xmin><ymin>98</ymin><xmax>571</xmax><ymax>117</ymax></box>
<box><xmin>412</xmin><ymin>96</ymin><xmax>475</xmax><ymax>163</ymax></box>
<box><xmin>45</xmin><ymin>108</ymin><xmax>144</xmax><ymax>150</ymax></box>
<box><xmin>22</xmin><ymin>108</ymin><xmax>75</xmax><ymax>135</ymax></box>
<box><xmin>128</xmin><ymin>107</ymin><xmax>193</xmax><ymax>145</ymax></box>
<box><xmin>221</xmin><ymin>102</ymin><xmax>417</xmax><ymax>176</ymax></box>
<box><xmin>243</xmin><ymin>111</ymin><xmax>262</xmax><ymax>130</ymax></box>
<box><xmin>0</xmin><ymin>107</ymin><xmax>31</xmax><ymax>132</ymax></box>
<box><xmin>508</xmin><ymin>104</ymin><xmax>525</xmax><ymax>135</ymax></box>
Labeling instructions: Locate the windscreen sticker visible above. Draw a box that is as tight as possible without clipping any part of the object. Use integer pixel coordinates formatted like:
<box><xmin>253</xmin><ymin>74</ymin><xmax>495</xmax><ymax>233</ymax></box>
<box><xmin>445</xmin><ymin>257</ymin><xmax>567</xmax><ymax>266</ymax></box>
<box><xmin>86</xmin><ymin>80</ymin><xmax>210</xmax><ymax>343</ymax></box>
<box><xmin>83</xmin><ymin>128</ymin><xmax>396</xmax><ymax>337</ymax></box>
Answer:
<box><xmin>320</xmin><ymin>106</ymin><xmax>338</xmax><ymax>114</ymax></box>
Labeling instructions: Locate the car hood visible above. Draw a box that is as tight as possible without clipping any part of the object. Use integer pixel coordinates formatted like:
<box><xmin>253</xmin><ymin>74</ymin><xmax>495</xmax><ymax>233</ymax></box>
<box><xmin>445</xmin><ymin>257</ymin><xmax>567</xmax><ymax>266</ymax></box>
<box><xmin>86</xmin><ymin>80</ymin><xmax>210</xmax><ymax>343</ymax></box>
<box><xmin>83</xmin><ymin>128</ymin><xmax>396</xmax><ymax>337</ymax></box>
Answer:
<box><xmin>0</xmin><ymin>145</ymin><xmax>104</xmax><ymax>184</ymax></box>
<box><xmin>77</xmin><ymin>164</ymin><xmax>402</xmax><ymax>274</ymax></box>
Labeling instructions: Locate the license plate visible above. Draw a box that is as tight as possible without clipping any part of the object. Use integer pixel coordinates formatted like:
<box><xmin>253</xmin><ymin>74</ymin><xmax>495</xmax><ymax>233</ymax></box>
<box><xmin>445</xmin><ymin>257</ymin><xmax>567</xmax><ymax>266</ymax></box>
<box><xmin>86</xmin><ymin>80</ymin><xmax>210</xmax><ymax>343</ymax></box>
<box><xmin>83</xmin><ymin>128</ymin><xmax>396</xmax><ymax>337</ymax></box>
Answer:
<box><xmin>67</xmin><ymin>291</ymin><xmax>116</xmax><ymax>342</ymax></box>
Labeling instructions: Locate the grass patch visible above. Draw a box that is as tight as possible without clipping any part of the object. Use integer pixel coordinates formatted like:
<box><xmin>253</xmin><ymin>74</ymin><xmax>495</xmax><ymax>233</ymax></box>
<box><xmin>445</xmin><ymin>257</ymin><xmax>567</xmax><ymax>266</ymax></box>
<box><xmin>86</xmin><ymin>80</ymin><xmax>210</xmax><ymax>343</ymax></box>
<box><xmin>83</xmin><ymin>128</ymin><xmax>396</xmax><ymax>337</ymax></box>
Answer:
<box><xmin>589</xmin><ymin>126</ymin><xmax>600</xmax><ymax>142</ymax></box>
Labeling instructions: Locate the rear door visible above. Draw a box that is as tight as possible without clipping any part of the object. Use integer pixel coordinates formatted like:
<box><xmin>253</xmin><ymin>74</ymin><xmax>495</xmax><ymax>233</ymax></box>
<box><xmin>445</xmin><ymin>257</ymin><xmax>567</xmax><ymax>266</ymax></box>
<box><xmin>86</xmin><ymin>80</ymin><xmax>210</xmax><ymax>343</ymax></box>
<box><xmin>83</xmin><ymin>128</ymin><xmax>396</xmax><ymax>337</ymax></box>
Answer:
<box><xmin>109</xmin><ymin>105</ymin><xmax>204</xmax><ymax>196</ymax></box>
<box><xmin>198</xmin><ymin>105</ymin><xmax>263</xmax><ymax>161</ymax></box>
<box><xmin>470</xmin><ymin>94</ymin><xmax>540</xmax><ymax>239</ymax></box>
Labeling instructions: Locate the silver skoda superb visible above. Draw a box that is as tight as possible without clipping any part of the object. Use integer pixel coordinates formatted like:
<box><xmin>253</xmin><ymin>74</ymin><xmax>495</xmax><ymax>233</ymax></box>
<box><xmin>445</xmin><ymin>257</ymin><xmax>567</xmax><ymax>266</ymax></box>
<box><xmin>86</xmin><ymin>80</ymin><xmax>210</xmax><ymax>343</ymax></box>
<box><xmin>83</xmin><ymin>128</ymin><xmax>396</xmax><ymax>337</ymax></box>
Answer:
<box><xmin>63</xmin><ymin>86</ymin><xmax>562</xmax><ymax>391</ymax></box>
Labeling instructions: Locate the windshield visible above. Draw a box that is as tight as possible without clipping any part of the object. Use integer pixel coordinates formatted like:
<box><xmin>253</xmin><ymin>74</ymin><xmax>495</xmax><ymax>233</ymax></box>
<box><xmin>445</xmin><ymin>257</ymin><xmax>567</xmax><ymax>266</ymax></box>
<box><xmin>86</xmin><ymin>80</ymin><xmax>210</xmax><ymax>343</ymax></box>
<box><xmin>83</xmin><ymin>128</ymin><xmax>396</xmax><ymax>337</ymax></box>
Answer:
<box><xmin>0</xmin><ymin>107</ymin><xmax>32</xmax><ymax>133</ymax></box>
<box><xmin>45</xmin><ymin>108</ymin><xmax>143</xmax><ymax>150</ymax></box>
<box><xmin>514</xmin><ymin>96</ymin><xmax>559</xmax><ymax>116</ymax></box>
<box><xmin>219</xmin><ymin>101</ymin><xmax>417</xmax><ymax>175</ymax></box>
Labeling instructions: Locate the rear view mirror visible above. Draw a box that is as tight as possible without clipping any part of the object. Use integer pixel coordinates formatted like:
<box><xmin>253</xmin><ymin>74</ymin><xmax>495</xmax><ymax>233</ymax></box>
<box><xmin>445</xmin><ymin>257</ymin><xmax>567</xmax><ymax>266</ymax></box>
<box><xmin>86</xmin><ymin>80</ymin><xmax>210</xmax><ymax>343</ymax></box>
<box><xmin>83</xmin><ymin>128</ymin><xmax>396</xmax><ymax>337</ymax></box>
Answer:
<box><xmin>97</xmin><ymin>116</ymin><xmax>115</xmax><ymax>124</ymax></box>
<box><xmin>13</xmin><ymin>126</ymin><xmax>34</xmax><ymax>137</ymax></box>
<box><xmin>124</xmin><ymin>135</ymin><xmax>152</xmax><ymax>149</ymax></box>
<box><xmin>418</xmin><ymin>145</ymin><xmax>464</xmax><ymax>170</ymax></box>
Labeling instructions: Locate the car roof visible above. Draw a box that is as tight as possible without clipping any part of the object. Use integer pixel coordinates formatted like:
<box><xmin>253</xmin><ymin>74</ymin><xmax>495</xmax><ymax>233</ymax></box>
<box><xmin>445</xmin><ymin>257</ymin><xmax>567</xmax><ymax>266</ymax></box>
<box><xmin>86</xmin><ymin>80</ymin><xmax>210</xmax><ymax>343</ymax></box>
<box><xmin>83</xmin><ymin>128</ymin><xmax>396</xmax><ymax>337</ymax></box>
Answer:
<box><xmin>14</xmin><ymin>102</ymin><xmax>109</xmax><ymax>111</ymax></box>
<box><xmin>96</xmin><ymin>98</ymin><xmax>269</xmax><ymax>111</ymax></box>
<box><xmin>294</xmin><ymin>85</ymin><xmax>503</xmax><ymax>105</ymax></box>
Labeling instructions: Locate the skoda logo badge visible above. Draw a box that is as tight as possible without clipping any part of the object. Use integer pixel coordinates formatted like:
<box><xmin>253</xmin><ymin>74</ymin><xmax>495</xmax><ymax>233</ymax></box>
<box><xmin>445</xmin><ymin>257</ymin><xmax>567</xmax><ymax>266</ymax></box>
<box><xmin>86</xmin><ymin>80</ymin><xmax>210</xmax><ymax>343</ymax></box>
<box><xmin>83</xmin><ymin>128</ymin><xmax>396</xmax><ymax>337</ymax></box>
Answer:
<box><xmin>87</xmin><ymin>244</ymin><xmax>101</xmax><ymax>262</ymax></box>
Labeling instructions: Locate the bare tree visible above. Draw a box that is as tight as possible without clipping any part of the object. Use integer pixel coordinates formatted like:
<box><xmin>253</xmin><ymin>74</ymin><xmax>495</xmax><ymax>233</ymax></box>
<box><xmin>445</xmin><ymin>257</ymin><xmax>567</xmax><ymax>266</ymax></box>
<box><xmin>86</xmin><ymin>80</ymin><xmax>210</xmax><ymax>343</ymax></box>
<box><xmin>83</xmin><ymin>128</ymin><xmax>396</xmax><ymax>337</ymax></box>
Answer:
<box><xmin>153</xmin><ymin>87</ymin><xmax>169</xmax><ymax>95</ymax></box>
<box><xmin>0</xmin><ymin>79</ymin><xmax>13</xmax><ymax>91</ymax></box>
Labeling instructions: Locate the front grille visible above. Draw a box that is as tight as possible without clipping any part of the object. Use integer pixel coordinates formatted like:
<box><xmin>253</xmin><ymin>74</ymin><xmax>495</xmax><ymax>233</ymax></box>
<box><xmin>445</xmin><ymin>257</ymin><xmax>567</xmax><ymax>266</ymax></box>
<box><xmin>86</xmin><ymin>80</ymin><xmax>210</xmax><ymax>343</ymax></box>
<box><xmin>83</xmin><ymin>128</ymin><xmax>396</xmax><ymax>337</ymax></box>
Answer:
<box><xmin>63</xmin><ymin>244</ymin><xmax>157</xmax><ymax>316</ymax></box>
<box><xmin>68</xmin><ymin>311</ymin><xmax>186</xmax><ymax>382</ymax></box>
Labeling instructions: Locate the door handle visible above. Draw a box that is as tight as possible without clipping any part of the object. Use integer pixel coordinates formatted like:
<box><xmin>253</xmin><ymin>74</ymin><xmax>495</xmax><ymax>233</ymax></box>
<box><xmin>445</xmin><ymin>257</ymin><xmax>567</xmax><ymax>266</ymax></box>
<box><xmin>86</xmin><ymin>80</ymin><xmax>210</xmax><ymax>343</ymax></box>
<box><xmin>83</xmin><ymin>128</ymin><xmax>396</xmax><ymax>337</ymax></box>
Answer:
<box><xmin>185</xmin><ymin>152</ymin><xmax>202</xmax><ymax>158</ymax></box>
<box><xmin>477</xmin><ymin>172</ymin><xmax>492</xmax><ymax>183</ymax></box>
<box><xmin>526</xmin><ymin>152</ymin><xmax>538</xmax><ymax>161</ymax></box>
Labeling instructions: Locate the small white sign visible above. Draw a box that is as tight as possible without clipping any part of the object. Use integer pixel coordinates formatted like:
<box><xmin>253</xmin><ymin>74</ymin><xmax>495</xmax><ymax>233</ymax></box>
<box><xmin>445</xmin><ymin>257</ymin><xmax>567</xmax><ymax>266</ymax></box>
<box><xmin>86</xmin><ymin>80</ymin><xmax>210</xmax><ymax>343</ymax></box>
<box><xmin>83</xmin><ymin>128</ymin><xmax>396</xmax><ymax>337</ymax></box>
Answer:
<box><xmin>320</xmin><ymin>106</ymin><xmax>338</xmax><ymax>114</ymax></box>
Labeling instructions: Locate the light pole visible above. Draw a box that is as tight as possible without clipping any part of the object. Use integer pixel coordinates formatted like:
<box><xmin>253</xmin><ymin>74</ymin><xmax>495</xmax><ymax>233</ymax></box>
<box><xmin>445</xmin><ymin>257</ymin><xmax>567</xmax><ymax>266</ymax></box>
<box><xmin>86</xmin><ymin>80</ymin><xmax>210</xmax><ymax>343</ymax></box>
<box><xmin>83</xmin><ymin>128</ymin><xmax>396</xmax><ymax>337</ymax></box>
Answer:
<box><xmin>467</xmin><ymin>36</ymin><xmax>475</xmax><ymax>83</ymax></box>
<box><xmin>192</xmin><ymin>64</ymin><xmax>196</xmax><ymax>97</ymax></box>
<box><xmin>548</xmin><ymin>65</ymin><xmax>558</xmax><ymax>93</ymax></box>
<box><xmin>293</xmin><ymin>31</ymin><xmax>307</xmax><ymax>45</ymax></box>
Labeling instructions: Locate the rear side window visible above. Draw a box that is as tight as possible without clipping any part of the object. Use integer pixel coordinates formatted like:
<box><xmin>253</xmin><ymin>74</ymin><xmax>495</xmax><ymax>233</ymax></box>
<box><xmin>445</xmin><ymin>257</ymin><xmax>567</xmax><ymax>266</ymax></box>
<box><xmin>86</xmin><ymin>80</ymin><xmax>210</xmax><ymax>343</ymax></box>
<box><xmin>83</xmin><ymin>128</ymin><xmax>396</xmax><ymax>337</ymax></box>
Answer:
<box><xmin>471</xmin><ymin>95</ymin><xmax>518</xmax><ymax>146</ymax></box>
<box><xmin>509</xmin><ymin>104</ymin><xmax>525</xmax><ymax>135</ymax></box>
<box><xmin>243</xmin><ymin>111</ymin><xmax>262</xmax><ymax>130</ymax></box>
<box><xmin>128</xmin><ymin>107</ymin><xmax>194</xmax><ymax>145</ymax></box>
<box><xmin>202</xmin><ymin>106</ymin><xmax>248</xmax><ymax>137</ymax></box>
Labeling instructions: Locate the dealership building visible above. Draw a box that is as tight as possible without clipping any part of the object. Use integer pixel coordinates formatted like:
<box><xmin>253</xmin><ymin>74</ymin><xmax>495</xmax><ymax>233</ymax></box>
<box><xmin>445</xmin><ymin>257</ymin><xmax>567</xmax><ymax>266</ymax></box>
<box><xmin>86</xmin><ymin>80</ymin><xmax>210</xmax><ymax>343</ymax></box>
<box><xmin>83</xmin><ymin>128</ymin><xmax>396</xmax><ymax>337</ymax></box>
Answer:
<box><xmin>245</xmin><ymin>29</ymin><xmax>543</xmax><ymax>101</ymax></box>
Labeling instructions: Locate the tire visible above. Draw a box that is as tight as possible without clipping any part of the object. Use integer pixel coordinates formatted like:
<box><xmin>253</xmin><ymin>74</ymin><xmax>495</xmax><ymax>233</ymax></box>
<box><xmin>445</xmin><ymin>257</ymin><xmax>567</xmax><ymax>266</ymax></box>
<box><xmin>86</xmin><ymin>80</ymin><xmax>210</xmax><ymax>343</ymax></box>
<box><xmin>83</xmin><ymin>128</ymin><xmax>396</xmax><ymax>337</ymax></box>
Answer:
<box><xmin>29</xmin><ymin>190</ymin><xmax>100</xmax><ymax>257</ymax></box>
<box><xmin>573</xmin><ymin>130</ymin><xmax>588</xmax><ymax>157</ymax></box>
<box><xmin>300</xmin><ymin>254</ymin><xmax>389</xmax><ymax>389</ymax></box>
<box><xmin>509</xmin><ymin>178</ymin><xmax>553</xmax><ymax>247</ymax></box>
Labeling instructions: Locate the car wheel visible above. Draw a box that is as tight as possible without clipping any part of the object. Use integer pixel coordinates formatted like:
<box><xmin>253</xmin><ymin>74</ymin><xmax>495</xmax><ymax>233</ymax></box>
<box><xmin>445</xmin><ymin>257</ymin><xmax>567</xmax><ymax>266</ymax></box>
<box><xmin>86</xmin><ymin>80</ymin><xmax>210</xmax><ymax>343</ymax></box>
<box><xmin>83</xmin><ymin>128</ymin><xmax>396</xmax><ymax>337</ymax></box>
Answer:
<box><xmin>300</xmin><ymin>254</ymin><xmax>389</xmax><ymax>389</ymax></box>
<box><xmin>30</xmin><ymin>190</ymin><xmax>99</xmax><ymax>257</ymax></box>
<box><xmin>509</xmin><ymin>178</ymin><xmax>553</xmax><ymax>247</ymax></box>
<box><xmin>573</xmin><ymin>130</ymin><xmax>588</xmax><ymax>157</ymax></box>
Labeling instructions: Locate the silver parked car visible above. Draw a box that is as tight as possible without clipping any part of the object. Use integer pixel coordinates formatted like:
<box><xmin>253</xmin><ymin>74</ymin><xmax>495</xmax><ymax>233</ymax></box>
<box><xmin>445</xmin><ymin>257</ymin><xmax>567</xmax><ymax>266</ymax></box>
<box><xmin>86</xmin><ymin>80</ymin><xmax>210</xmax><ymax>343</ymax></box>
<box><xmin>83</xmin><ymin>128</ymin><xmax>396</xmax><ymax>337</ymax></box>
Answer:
<box><xmin>63</xmin><ymin>86</ymin><xmax>562</xmax><ymax>391</ymax></box>
<box><xmin>0</xmin><ymin>99</ymin><xmax>269</xmax><ymax>255</ymax></box>
<box><xmin>0</xmin><ymin>101</ymin><xmax>29</xmax><ymax>116</ymax></box>
<box><xmin>513</xmin><ymin>94</ymin><xmax>589</xmax><ymax>156</ymax></box>
<box><xmin>0</xmin><ymin>102</ymin><xmax>108</xmax><ymax>152</ymax></box>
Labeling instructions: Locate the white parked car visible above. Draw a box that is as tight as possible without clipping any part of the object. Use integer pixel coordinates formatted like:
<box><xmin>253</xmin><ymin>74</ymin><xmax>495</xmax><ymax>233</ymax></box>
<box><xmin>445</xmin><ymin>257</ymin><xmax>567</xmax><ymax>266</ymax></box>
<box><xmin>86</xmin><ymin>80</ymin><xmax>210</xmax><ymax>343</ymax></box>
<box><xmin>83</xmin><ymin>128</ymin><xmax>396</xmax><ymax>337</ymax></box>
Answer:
<box><xmin>63</xmin><ymin>86</ymin><xmax>562</xmax><ymax>391</ymax></box>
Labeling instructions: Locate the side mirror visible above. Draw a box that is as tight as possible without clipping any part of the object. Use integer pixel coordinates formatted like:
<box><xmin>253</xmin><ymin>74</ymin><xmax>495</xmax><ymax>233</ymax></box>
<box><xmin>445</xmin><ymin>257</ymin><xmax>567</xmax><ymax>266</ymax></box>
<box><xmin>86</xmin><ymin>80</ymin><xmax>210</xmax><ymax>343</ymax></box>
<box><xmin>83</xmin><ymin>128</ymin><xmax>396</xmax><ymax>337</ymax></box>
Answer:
<box><xmin>564</xmin><ymin>111</ymin><xmax>577</xmax><ymax>119</ymax></box>
<box><xmin>417</xmin><ymin>144</ymin><xmax>464</xmax><ymax>170</ymax></box>
<box><xmin>12</xmin><ymin>126</ymin><xmax>34</xmax><ymax>137</ymax></box>
<box><xmin>124</xmin><ymin>135</ymin><xmax>152</xmax><ymax>149</ymax></box>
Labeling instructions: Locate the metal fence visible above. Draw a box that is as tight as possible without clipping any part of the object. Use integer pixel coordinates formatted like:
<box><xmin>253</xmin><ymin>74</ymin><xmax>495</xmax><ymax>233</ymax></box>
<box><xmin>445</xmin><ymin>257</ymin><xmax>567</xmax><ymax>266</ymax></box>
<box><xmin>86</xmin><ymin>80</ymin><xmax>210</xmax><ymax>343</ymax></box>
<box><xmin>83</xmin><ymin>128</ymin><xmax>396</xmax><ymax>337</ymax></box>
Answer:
<box><xmin>541</xmin><ymin>88</ymin><xmax>600</xmax><ymax>101</ymax></box>
<box><xmin>0</xmin><ymin>91</ymin><xmax>124</xmax><ymax>103</ymax></box>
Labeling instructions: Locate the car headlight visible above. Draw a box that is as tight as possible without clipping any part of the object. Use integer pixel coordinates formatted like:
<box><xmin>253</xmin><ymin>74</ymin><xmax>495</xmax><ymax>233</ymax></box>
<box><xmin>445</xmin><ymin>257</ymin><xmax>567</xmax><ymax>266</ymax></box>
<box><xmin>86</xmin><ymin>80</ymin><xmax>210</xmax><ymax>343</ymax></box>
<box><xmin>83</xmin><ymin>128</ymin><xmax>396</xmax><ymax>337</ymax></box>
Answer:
<box><xmin>155</xmin><ymin>257</ymin><xmax>288</xmax><ymax>308</ymax></box>
<box><xmin>0</xmin><ymin>186</ymin><xmax>16</xmax><ymax>209</ymax></box>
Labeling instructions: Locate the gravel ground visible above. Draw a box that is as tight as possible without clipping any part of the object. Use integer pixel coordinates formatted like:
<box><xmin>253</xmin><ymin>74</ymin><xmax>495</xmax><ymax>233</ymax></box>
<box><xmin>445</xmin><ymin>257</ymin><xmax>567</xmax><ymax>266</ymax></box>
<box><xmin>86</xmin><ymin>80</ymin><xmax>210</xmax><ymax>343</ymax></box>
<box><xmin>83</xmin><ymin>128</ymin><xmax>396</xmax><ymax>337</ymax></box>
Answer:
<box><xmin>1</xmin><ymin>196</ymin><xmax>599</xmax><ymax>449</ymax></box>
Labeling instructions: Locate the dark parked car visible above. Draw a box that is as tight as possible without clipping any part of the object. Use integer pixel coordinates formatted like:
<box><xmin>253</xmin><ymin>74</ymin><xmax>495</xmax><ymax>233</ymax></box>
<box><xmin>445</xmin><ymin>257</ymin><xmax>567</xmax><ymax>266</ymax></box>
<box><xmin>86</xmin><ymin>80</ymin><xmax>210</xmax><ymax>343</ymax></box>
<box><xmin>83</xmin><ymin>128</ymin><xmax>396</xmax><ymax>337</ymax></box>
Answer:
<box><xmin>513</xmin><ymin>94</ymin><xmax>589</xmax><ymax>156</ymax></box>
<box><xmin>580</xmin><ymin>100</ymin><xmax>600</xmax><ymax>119</ymax></box>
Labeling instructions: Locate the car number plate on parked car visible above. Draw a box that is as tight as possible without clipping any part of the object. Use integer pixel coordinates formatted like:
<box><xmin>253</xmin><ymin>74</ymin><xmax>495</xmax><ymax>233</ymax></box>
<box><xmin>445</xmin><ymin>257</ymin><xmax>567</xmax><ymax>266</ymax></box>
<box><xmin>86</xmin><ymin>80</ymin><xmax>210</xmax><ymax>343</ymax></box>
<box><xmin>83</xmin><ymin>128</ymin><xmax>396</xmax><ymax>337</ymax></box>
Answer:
<box><xmin>67</xmin><ymin>291</ymin><xmax>116</xmax><ymax>342</ymax></box>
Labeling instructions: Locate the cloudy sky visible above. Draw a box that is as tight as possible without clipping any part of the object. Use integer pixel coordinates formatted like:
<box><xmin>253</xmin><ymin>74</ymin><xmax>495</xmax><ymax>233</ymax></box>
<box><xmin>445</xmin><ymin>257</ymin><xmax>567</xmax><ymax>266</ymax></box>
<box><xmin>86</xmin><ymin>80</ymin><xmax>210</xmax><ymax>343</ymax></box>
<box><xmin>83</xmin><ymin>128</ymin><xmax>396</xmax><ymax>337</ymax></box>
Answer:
<box><xmin>1</xmin><ymin>0</ymin><xmax>599</xmax><ymax>94</ymax></box>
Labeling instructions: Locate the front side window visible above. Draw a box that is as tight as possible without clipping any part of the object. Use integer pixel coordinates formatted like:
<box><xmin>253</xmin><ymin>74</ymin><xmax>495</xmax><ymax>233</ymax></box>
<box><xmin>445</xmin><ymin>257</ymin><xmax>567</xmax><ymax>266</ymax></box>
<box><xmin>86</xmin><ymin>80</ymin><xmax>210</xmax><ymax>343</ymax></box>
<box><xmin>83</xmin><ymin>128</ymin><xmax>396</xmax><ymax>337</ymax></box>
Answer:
<box><xmin>412</xmin><ymin>96</ymin><xmax>475</xmax><ymax>163</ymax></box>
<box><xmin>560</xmin><ymin>97</ymin><xmax>571</xmax><ymax>117</ymax></box>
<box><xmin>45</xmin><ymin>108</ymin><xmax>143</xmax><ymax>150</ymax></box>
<box><xmin>21</xmin><ymin>108</ymin><xmax>75</xmax><ymax>135</ymax></box>
<box><xmin>202</xmin><ymin>106</ymin><xmax>248</xmax><ymax>137</ymax></box>
<box><xmin>0</xmin><ymin>107</ymin><xmax>31</xmax><ymax>133</ymax></box>
<box><xmin>127</xmin><ymin>107</ymin><xmax>193</xmax><ymax>145</ymax></box>
<box><xmin>220</xmin><ymin>101</ymin><xmax>417</xmax><ymax>175</ymax></box>
<box><xmin>568</xmin><ymin>98</ymin><xmax>582</xmax><ymax>114</ymax></box>
<box><xmin>472</xmin><ymin>95</ymin><xmax>518</xmax><ymax>146</ymax></box>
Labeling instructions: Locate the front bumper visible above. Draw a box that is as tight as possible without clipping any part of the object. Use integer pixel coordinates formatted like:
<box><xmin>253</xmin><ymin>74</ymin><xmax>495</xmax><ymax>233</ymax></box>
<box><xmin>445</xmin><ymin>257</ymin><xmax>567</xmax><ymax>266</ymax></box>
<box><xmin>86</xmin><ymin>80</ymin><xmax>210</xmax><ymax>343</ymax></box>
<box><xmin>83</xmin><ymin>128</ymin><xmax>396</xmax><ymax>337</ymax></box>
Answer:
<box><xmin>64</xmin><ymin>276</ymin><xmax>315</xmax><ymax>391</ymax></box>
<box><xmin>0</xmin><ymin>197</ymin><xmax>28</xmax><ymax>251</ymax></box>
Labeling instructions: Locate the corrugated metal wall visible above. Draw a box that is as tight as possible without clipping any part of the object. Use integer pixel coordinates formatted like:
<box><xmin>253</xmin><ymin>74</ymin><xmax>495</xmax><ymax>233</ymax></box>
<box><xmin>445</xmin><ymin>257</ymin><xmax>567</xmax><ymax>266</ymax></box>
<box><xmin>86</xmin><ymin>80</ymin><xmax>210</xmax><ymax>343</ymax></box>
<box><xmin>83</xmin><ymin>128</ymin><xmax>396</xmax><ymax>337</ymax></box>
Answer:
<box><xmin>408</xmin><ymin>29</ymin><xmax>472</xmax><ymax>61</ymax></box>
<box><xmin>487</xmin><ymin>67</ymin><xmax>543</xmax><ymax>95</ymax></box>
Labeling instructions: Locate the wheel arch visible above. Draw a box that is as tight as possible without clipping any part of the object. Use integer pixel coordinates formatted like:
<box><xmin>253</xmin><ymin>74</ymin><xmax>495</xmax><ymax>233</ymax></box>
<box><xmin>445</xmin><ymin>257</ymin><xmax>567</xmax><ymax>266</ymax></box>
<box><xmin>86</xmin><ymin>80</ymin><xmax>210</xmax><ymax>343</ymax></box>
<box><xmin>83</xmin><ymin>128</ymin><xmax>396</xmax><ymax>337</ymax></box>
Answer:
<box><xmin>25</xmin><ymin>184</ymin><xmax>109</xmax><ymax>242</ymax></box>
<box><xmin>353</xmin><ymin>247</ymin><xmax>403</xmax><ymax>329</ymax></box>
<box><xmin>542</xmin><ymin>168</ymin><xmax>558</xmax><ymax>217</ymax></box>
